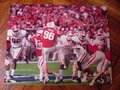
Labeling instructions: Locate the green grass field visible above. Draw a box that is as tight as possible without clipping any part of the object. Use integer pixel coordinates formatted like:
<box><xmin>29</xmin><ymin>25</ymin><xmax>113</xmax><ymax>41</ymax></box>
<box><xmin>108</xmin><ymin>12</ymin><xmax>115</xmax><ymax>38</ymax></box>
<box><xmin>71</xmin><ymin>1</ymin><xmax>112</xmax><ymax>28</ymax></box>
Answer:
<box><xmin>16</xmin><ymin>61</ymin><xmax>96</xmax><ymax>75</ymax></box>
<box><xmin>16</xmin><ymin>61</ymin><xmax>74</xmax><ymax>75</ymax></box>
<box><xmin>10</xmin><ymin>61</ymin><xmax>97</xmax><ymax>85</ymax></box>
<box><xmin>7</xmin><ymin>61</ymin><xmax>111</xmax><ymax>86</ymax></box>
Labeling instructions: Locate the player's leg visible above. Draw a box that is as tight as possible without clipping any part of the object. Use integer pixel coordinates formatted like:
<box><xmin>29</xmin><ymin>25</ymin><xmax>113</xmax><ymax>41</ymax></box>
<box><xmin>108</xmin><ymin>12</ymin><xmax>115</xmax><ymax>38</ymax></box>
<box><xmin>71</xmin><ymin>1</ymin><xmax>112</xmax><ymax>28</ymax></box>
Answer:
<box><xmin>5</xmin><ymin>49</ymin><xmax>11</xmax><ymax>81</ymax></box>
<box><xmin>42</xmin><ymin>47</ymin><xmax>56</xmax><ymax>84</ymax></box>
<box><xmin>5</xmin><ymin>57</ymin><xmax>11</xmax><ymax>82</ymax></box>
<box><xmin>43</xmin><ymin>62</ymin><xmax>50</xmax><ymax>84</ymax></box>
<box><xmin>10</xmin><ymin>47</ymin><xmax>16</xmax><ymax>78</ymax></box>
<box><xmin>37</xmin><ymin>56</ymin><xmax>44</xmax><ymax>82</ymax></box>
<box><xmin>76</xmin><ymin>61</ymin><xmax>82</xmax><ymax>83</ymax></box>
<box><xmin>58</xmin><ymin>64</ymin><xmax>64</xmax><ymax>83</ymax></box>
<box><xmin>81</xmin><ymin>72</ymin><xmax>88</xmax><ymax>83</ymax></box>
<box><xmin>77</xmin><ymin>51</ymin><xmax>87</xmax><ymax>69</ymax></box>
<box><xmin>22</xmin><ymin>46</ymin><xmax>26</xmax><ymax>60</ymax></box>
<box><xmin>108</xmin><ymin>66</ymin><xmax>112</xmax><ymax>84</ymax></box>
<box><xmin>77</xmin><ymin>51</ymin><xmax>87</xmax><ymax>62</ymax></box>
<box><xmin>75</xmin><ymin>51</ymin><xmax>87</xmax><ymax>83</ymax></box>
<box><xmin>11</xmin><ymin>60</ymin><xmax>17</xmax><ymax>78</ymax></box>
<box><xmin>81</xmin><ymin>54</ymin><xmax>91</xmax><ymax>83</ymax></box>
<box><xmin>85</xmin><ymin>51</ymin><xmax>104</xmax><ymax>70</ymax></box>
<box><xmin>72</xmin><ymin>61</ymin><xmax>82</xmax><ymax>83</ymax></box>
<box><xmin>5</xmin><ymin>48</ymin><xmax>16</xmax><ymax>83</ymax></box>
<box><xmin>5</xmin><ymin>58</ymin><xmax>16</xmax><ymax>83</ymax></box>
<box><xmin>87</xmin><ymin>52</ymin><xmax>97</xmax><ymax>68</ymax></box>
<box><xmin>57</xmin><ymin>48</ymin><xmax>67</xmax><ymax>82</ymax></box>
<box><xmin>44</xmin><ymin>69</ymin><xmax>60</xmax><ymax>83</ymax></box>
<box><xmin>89</xmin><ymin>57</ymin><xmax>107</xmax><ymax>86</ymax></box>
<box><xmin>42</xmin><ymin>48</ymin><xmax>49</xmax><ymax>84</ymax></box>
<box><xmin>52</xmin><ymin>51</ymin><xmax>58</xmax><ymax>61</ymax></box>
<box><xmin>72</xmin><ymin>49</ymin><xmax>78</xmax><ymax>80</ymax></box>
<box><xmin>42</xmin><ymin>57</ymin><xmax>60</xmax><ymax>83</ymax></box>
<box><xmin>72</xmin><ymin>49</ymin><xmax>81</xmax><ymax>83</ymax></box>
<box><xmin>82</xmin><ymin>52</ymin><xmax>103</xmax><ymax>84</ymax></box>
<box><xmin>37</xmin><ymin>56</ymin><xmax>59</xmax><ymax>83</ymax></box>
<box><xmin>72</xmin><ymin>61</ymin><xmax>78</xmax><ymax>82</ymax></box>
<box><xmin>103</xmin><ymin>66</ymin><xmax>112</xmax><ymax>84</ymax></box>
<box><xmin>10</xmin><ymin>47</ymin><xmax>22</xmax><ymax>78</ymax></box>
<box><xmin>22</xmin><ymin>46</ymin><xmax>29</xmax><ymax>63</ymax></box>
<box><xmin>89</xmin><ymin>71</ymin><xmax>103</xmax><ymax>86</ymax></box>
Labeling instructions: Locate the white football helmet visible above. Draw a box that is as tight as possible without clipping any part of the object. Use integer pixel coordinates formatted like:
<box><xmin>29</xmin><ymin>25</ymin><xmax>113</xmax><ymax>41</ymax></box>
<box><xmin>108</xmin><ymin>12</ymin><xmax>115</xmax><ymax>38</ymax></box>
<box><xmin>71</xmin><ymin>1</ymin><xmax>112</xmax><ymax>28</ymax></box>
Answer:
<box><xmin>79</xmin><ymin>30</ymin><xmax>86</xmax><ymax>39</ymax></box>
<box><xmin>12</xmin><ymin>25</ymin><xmax>20</xmax><ymax>36</ymax></box>
<box><xmin>46</xmin><ymin>21</ymin><xmax>56</xmax><ymax>28</ymax></box>
<box><xmin>36</xmin><ymin>29</ymin><xmax>43</xmax><ymax>37</ymax></box>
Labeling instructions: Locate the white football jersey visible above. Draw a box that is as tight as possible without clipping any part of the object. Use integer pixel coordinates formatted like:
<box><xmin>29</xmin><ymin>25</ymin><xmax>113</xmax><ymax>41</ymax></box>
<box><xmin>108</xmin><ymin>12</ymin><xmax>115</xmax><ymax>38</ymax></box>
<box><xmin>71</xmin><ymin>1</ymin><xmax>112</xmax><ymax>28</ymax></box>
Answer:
<box><xmin>7</xmin><ymin>30</ymin><xmax>26</xmax><ymax>48</ymax></box>
<box><xmin>71</xmin><ymin>36</ymin><xmax>87</xmax><ymax>45</ymax></box>
<box><xmin>59</xmin><ymin>35</ymin><xmax>72</xmax><ymax>46</ymax></box>
<box><xmin>94</xmin><ymin>38</ymin><xmax>104</xmax><ymax>45</ymax></box>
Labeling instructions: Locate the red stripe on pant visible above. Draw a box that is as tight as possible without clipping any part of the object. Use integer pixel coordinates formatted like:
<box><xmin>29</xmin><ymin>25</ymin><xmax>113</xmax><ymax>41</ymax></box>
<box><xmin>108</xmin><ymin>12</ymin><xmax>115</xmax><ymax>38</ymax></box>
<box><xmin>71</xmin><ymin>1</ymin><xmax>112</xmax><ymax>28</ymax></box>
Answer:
<box><xmin>16</xmin><ymin>47</ymin><xmax>23</xmax><ymax>60</ymax></box>
<box><xmin>88</xmin><ymin>52</ymin><xmax>96</xmax><ymax>66</ymax></box>
<box><xmin>79</xmin><ymin>52</ymin><xmax>87</xmax><ymax>62</ymax></box>
<box><xmin>40</xmin><ymin>60</ymin><xmax>44</xmax><ymax>67</ymax></box>
<box><xmin>100</xmin><ymin>57</ymin><xmax>106</xmax><ymax>72</ymax></box>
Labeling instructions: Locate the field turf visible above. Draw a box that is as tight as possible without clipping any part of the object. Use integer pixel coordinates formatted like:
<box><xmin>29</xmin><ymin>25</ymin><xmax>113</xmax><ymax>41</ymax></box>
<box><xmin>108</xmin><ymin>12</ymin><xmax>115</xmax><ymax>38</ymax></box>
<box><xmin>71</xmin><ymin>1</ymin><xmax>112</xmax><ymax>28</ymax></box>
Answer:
<box><xmin>7</xmin><ymin>61</ymin><xmax>96</xmax><ymax>85</ymax></box>
<box><xmin>16</xmin><ymin>61</ymin><xmax>73</xmax><ymax>75</ymax></box>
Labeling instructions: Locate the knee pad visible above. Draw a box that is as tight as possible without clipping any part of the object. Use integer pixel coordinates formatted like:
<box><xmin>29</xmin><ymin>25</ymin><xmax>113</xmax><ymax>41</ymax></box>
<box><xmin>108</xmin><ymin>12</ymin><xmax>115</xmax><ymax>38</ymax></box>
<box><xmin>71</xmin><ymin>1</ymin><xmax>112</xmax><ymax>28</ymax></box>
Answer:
<box><xmin>77</xmin><ymin>61</ymin><xmax>82</xmax><ymax>71</ymax></box>
<box><xmin>60</xmin><ymin>64</ymin><xmax>64</xmax><ymax>70</ymax></box>
<box><xmin>5</xmin><ymin>59</ymin><xmax>10</xmax><ymax>65</ymax></box>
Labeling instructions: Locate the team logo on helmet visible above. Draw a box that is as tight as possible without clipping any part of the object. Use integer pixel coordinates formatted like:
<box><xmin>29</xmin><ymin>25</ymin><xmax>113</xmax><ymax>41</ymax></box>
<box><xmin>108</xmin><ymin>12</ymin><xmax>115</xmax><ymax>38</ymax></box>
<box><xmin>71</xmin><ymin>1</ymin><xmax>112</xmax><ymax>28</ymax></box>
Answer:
<box><xmin>12</xmin><ymin>25</ymin><xmax>19</xmax><ymax>32</ymax></box>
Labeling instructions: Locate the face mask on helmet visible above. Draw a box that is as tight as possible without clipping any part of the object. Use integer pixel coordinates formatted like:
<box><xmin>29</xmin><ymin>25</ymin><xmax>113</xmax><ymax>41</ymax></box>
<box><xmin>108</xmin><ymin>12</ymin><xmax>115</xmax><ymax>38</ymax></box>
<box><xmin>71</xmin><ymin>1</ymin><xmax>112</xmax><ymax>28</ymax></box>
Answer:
<box><xmin>36</xmin><ymin>30</ymin><xmax>43</xmax><ymax>37</ymax></box>
<box><xmin>12</xmin><ymin>25</ymin><xmax>20</xmax><ymax>36</ymax></box>
<box><xmin>79</xmin><ymin>30</ymin><xmax>86</xmax><ymax>39</ymax></box>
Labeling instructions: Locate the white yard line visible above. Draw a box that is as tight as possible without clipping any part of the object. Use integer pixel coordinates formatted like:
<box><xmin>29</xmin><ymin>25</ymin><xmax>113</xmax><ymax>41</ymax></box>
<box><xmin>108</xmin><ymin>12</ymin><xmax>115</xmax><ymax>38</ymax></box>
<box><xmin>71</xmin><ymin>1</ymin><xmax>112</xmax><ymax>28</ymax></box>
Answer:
<box><xmin>17</xmin><ymin>60</ymin><xmax>74</xmax><ymax>64</ymax></box>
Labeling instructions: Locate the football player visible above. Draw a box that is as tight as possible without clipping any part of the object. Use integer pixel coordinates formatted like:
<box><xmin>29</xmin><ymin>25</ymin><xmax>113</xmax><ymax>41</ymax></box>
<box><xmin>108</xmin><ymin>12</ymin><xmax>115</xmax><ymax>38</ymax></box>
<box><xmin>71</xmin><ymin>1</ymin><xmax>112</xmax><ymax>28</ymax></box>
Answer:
<box><xmin>41</xmin><ymin>21</ymin><xmax>60</xmax><ymax>84</ymax></box>
<box><xmin>55</xmin><ymin>33</ymin><xmax>73</xmax><ymax>83</ymax></box>
<box><xmin>30</xmin><ymin>29</ymin><xmax>44</xmax><ymax>82</ymax></box>
<box><xmin>84</xmin><ymin>29</ymin><xmax>110</xmax><ymax>86</ymax></box>
<box><xmin>71</xmin><ymin>30</ymin><xmax>88</xmax><ymax>83</ymax></box>
<box><xmin>5</xmin><ymin>25</ymin><xmax>26</xmax><ymax>82</ymax></box>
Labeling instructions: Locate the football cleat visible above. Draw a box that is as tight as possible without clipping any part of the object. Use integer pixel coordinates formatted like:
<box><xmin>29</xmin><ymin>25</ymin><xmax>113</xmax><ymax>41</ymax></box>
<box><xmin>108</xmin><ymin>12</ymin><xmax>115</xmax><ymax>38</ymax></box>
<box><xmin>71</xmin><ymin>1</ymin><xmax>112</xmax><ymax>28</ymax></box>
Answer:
<box><xmin>34</xmin><ymin>76</ymin><xmax>39</xmax><ymax>80</ymax></box>
<box><xmin>39</xmin><ymin>79</ymin><xmax>43</xmax><ymax>83</ymax></box>
<box><xmin>58</xmin><ymin>79</ymin><xmax>64</xmax><ymax>83</ymax></box>
<box><xmin>5</xmin><ymin>78</ymin><xmax>16</xmax><ymax>83</ymax></box>
<box><xmin>10</xmin><ymin>75</ymin><xmax>14</xmax><ymax>80</ymax></box>
<box><xmin>72</xmin><ymin>76</ymin><xmax>78</xmax><ymax>83</ymax></box>
<box><xmin>89</xmin><ymin>81</ymin><xmax>95</xmax><ymax>86</ymax></box>
<box><xmin>77</xmin><ymin>78</ymin><xmax>81</xmax><ymax>83</ymax></box>
<box><xmin>55</xmin><ymin>74</ymin><xmax>61</xmax><ymax>83</ymax></box>
<box><xmin>34</xmin><ymin>76</ymin><xmax>43</xmax><ymax>82</ymax></box>
<box><xmin>55</xmin><ymin>78</ymin><xmax>63</xmax><ymax>83</ymax></box>
<box><xmin>43</xmin><ymin>78</ymin><xmax>49</xmax><ymax>84</ymax></box>
<box><xmin>81</xmin><ymin>77</ymin><xmax>88</xmax><ymax>82</ymax></box>
<box><xmin>72</xmin><ymin>79</ymin><xmax>78</xmax><ymax>83</ymax></box>
<box><xmin>64</xmin><ymin>65</ymin><xmax>67</xmax><ymax>70</ymax></box>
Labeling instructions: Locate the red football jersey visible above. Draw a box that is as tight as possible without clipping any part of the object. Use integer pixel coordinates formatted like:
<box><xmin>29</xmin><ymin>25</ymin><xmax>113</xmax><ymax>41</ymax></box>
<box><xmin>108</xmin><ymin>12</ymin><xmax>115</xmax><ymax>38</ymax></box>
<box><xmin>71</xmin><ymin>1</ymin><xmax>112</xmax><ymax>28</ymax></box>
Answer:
<box><xmin>42</xmin><ymin>27</ymin><xmax>59</xmax><ymax>48</ymax></box>
<box><xmin>31</xmin><ymin>35</ymin><xmax>42</xmax><ymax>57</ymax></box>
<box><xmin>105</xmin><ymin>50</ymin><xmax>111</xmax><ymax>62</ymax></box>
<box><xmin>88</xmin><ymin>44</ymin><xmax>98</xmax><ymax>54</ymax></box>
